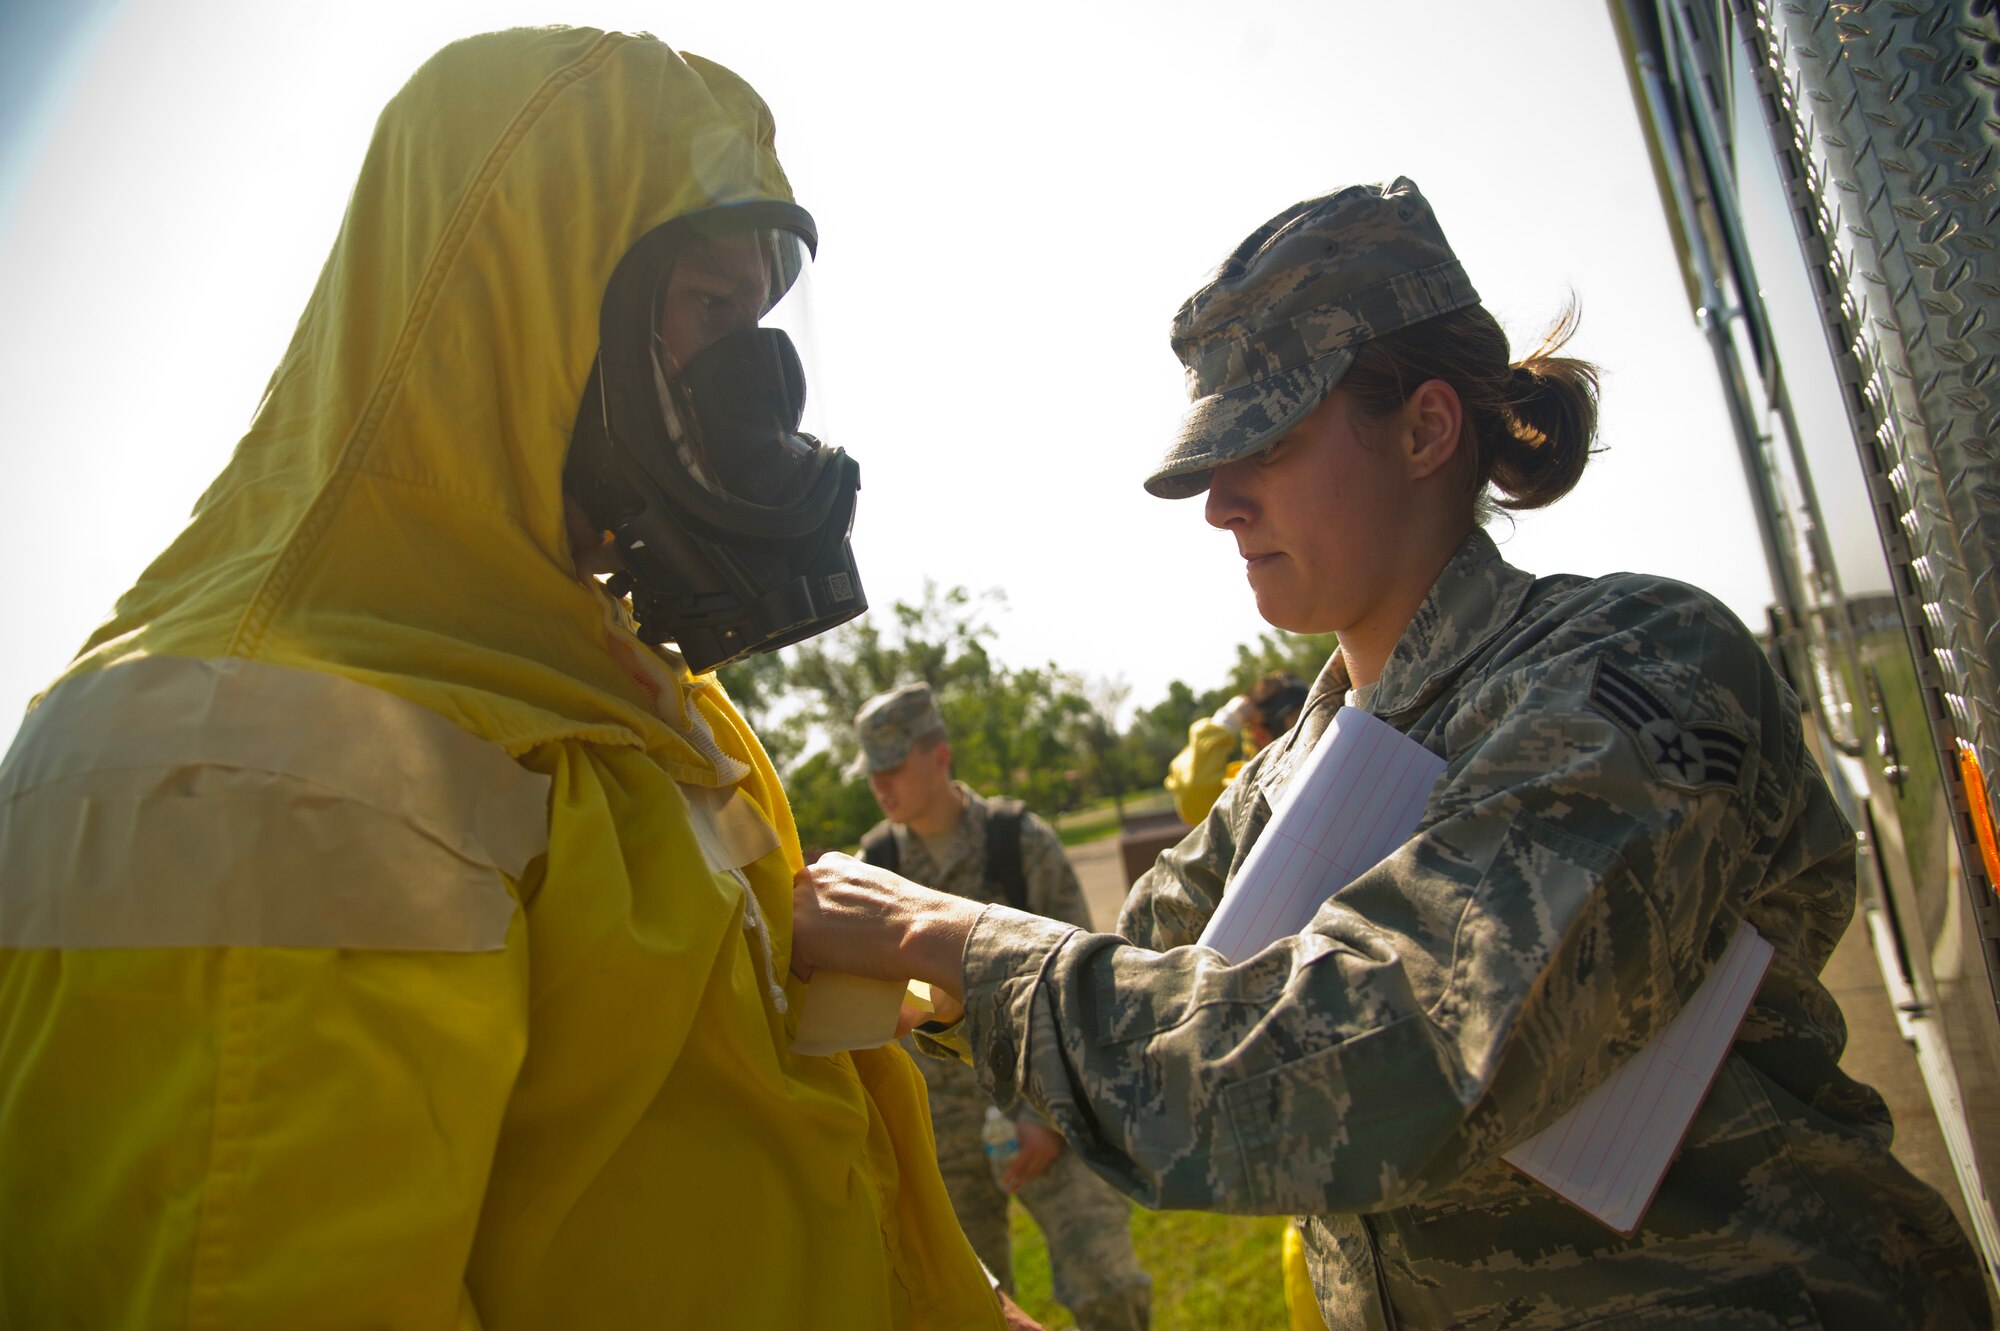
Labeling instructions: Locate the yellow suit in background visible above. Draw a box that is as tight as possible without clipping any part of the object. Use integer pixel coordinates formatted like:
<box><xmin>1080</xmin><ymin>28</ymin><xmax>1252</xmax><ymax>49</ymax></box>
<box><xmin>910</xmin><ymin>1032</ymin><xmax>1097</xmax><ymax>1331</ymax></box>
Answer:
<box><xmin>0</xmin><ymin>27</ymin><xmax>1000</xmax><ymax>1330</ymax></box>
<box><xmin>1162</xmin><ymin>713</ymin><xmax>1249</xmax><ymax>826</ymax></box>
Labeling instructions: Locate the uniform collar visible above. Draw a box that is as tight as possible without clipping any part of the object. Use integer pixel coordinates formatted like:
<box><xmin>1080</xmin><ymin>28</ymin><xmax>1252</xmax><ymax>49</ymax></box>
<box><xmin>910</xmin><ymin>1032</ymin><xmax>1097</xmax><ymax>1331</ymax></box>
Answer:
<box><xmin>1369</xmin><ymin>527</ymin><xmax>1533</xmax><ymax>718</ymax></box>
<box><xmin>1294</xmin><ymin>527</ymin><xmax>1532</xmax><ymax>738</ymax></box>
<box><xmin>896</xmin><ymin>780</ymin><xmax>983</xmax><ymax>872</ymax></box>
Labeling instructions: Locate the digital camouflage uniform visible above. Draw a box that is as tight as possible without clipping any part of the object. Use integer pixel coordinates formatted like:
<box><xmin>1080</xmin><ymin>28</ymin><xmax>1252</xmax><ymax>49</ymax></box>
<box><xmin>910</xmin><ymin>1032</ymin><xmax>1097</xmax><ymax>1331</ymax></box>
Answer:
<box><xmin>871</xmin><ymin>784</ymin><xmax>1152</xmax><ymax>1330</ymax></box>
<box><xmin>927</xmin><ymin>529</ymin><xmax>1986</xmax><ymax>1329</ymax></box>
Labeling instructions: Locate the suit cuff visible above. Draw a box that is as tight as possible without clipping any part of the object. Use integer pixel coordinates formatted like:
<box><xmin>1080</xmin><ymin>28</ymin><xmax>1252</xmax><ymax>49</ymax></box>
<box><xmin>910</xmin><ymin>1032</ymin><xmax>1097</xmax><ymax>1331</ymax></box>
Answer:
<box><xmin>961</xmin><ymin>902</ymin><xmax>1079</xmax><ymax>1109</ymax></box>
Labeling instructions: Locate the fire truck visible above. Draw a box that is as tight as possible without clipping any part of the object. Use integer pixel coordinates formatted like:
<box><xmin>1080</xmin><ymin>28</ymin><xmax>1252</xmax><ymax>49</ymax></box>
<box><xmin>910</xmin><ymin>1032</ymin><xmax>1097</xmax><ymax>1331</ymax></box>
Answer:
<box><xmin>1612</xmin><ymin>0</ymin><xmax>2000</xmax><ymax>1297</ymax></box>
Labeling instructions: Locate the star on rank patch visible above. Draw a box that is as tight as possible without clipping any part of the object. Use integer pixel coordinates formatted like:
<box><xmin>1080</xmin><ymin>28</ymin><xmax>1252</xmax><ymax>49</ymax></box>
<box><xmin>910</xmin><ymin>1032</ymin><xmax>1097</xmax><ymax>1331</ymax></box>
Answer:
<box><xmin>1589</xmin><ymin>662</ymin><xmax>1748</xmax><ymax>793</ymax></box>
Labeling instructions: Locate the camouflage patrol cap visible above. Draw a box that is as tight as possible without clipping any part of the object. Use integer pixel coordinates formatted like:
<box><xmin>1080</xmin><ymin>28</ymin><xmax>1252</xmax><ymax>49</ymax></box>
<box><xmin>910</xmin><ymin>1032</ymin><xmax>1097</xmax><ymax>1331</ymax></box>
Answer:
<box><xmin>854</xmin><ymin>682</ymin><xmax>948</xmax><ymax>773</ymax></box>
<box><xmin>1145</xmin><ymin>176</ymin><xmax>1480</xmax><ymax>499</ymax></box>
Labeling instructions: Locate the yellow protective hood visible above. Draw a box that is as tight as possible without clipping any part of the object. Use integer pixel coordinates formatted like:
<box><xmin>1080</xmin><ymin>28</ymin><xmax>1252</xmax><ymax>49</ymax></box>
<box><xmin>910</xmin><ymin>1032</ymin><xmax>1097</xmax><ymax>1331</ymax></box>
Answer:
<box><xmin>67</xmin><ymin>26</ymin><xmax>780</xmax><ymax>767</ymax></box>
<box><xmin>2</xmin><ymin>28</ymin><xmax>1007</xmax><ymax>1329</ymax></box>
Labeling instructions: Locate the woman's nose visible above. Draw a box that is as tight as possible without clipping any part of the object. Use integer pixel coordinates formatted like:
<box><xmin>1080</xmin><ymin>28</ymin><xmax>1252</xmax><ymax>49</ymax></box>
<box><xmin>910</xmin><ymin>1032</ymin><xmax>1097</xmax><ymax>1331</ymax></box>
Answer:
<box><xmin>1205</xmin><ymin>460</ymin><xmax>1254</xmax><ymax>530</ymax></box>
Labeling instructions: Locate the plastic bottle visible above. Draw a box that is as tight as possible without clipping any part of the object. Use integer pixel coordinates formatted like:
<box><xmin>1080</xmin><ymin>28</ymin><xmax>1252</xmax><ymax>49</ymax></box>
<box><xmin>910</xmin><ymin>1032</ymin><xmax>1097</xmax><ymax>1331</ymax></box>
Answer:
<box><xmin>981</xmin><ymin>1106</ymin><xmax>1019</xmax><ymax>1184</ymax></box>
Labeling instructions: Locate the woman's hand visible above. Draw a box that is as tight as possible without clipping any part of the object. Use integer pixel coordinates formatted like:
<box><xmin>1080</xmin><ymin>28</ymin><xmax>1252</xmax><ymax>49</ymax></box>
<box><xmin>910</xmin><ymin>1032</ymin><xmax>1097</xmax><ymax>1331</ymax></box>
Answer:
<box><xmin>791</xmin><ymin>852</ymin><xmax>983</xmax><ymax>998</ymax></box>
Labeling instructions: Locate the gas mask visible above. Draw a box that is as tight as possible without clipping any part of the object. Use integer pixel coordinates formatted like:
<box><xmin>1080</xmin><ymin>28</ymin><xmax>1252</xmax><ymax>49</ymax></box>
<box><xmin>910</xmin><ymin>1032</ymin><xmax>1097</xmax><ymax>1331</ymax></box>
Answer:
<box><xmin>565</xmin><ymin>200</ymin><xmax>866</xmax><ymax>674</ymax></box>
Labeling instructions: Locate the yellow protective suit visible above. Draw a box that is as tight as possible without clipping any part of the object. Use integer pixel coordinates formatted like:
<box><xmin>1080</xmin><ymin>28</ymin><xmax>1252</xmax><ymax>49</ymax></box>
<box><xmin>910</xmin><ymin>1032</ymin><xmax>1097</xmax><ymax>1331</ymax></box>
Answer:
<box><xmin>1162</xmin><ymin>715</ymin><xmax>1247</xmax><ymax>825</ymax></box>
<box><xmin>0</xmin><ymin>27</ymin><xmax>1002</xmax><ymax>1331</ymax></box>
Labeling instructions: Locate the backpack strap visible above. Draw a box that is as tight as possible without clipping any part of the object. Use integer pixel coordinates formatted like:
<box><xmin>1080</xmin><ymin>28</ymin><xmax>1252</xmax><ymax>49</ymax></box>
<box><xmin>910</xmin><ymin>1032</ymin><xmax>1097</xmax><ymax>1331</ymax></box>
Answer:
<box><xmin>984</xmin><ymin>798</ymin><xmax>1028</xmax><ymax>912</ymax></box>
<box><xmin>858</xmin><ymin>820</ymin><xmax>900</xmax><ymax>876</ymax></box>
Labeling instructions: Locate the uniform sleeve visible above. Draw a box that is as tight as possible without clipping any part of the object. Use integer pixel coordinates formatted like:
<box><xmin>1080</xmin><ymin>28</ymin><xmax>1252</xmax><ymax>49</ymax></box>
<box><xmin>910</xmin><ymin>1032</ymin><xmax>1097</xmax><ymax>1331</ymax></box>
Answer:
<box><xmin>1010</xmin><ymin>815</ymin><xmax>1094</xmax><ymax>1133</ymax></box>
<box><xmin>1164</xmin><ymin>716</ymin><xmax>1243</xmax><ymax>825</ymax></box>
<box><xmin>954</xmin><ymin>587</ymin><xmax>1848</xmax><ymax>1217</ymax></box>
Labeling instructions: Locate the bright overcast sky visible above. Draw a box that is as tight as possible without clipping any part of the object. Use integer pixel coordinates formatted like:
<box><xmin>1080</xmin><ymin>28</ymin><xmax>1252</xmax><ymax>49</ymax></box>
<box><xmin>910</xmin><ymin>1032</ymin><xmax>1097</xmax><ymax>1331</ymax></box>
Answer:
<box><xmin>0</xmin><ymin>0</ymin><xmax>1889</xmax><ymax>749</ymax></box>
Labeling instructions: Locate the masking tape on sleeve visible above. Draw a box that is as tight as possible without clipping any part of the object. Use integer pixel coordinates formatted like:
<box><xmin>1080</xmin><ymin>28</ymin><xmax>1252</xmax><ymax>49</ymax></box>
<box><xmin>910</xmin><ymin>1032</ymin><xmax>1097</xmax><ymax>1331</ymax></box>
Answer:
<box><xmin>0</xmin><ymin>656</ymin><xmax>551</xmax><ymax>951</ymax></box>
<box><xmin>789</xmin><ymin>972</ymin><xmax>919</xmax><ymax>1056</ymax></box>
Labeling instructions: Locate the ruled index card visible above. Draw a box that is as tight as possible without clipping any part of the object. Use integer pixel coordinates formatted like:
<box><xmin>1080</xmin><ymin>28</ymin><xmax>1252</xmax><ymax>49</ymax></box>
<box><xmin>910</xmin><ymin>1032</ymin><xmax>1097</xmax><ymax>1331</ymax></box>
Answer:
<box><xmin>1502</xmin><ymin>921</ymin><xmax>1773</xmax><ymax>1235</ymax></box>
<box><xmin>1197</xmin><ymin>707</ymin><xmax>1445</xmax><ymax>963</ymax></box>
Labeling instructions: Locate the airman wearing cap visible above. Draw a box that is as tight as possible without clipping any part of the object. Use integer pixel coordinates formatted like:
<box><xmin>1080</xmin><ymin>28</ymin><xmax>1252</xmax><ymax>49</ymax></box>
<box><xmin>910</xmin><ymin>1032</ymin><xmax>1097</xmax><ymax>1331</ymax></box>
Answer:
<box><xmin>796</xmin><ymin>178</ymin><xmax>1983</xmax><ymax>1330</ymax></box>
<box><xmin>1146</xmin><ymin>176</ymin><xmax>1479</xmax><ymax>500</ymax></box>
<box><xmin>855</xmin><ymin>682</ymin><xmax>948</xmax><ymax>782</ymax></box>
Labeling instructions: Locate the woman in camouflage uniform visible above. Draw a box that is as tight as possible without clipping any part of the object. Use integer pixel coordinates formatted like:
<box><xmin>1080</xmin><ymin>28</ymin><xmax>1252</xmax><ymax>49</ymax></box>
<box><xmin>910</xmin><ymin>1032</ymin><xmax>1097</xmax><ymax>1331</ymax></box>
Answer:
<box><xmin>794</xmin><ymin>179</ymin><xmax>1986</xmax><ymax>1329</ymax></box>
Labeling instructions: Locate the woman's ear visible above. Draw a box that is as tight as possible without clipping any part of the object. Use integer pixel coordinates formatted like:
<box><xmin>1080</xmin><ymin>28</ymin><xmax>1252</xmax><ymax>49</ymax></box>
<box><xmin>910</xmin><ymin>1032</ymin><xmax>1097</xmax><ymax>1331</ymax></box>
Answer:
<box><xmin>1402</xmin><ymin>379</ymin><xmax>1464</xmax><ymax>481</ymax></box>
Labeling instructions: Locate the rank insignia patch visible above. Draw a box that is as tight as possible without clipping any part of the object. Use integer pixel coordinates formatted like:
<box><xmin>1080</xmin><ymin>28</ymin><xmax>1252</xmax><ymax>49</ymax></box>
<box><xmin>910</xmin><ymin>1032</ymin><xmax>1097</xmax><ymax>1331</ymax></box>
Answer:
<box><xmin>1589</xmin><ymin>662</ymin><xmax>1747</xmax><ymax>793</ymax></box>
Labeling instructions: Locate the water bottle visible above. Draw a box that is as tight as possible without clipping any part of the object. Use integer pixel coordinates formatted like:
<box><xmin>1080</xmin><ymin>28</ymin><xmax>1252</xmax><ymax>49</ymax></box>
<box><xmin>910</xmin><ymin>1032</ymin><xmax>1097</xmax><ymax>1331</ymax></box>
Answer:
<box><xmin>981</xmin><ymin>1106</ymin><xmax>1019</xmax><ymax>1184</ymax></box>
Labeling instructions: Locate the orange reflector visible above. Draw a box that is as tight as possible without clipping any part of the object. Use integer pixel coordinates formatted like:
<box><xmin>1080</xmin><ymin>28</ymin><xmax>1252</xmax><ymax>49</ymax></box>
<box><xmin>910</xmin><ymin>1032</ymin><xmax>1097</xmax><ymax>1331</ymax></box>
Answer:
<box><xmin>1955</xmin><ymin>744</ymin><xmax>2000</xmax><ymax>896</ymax></box>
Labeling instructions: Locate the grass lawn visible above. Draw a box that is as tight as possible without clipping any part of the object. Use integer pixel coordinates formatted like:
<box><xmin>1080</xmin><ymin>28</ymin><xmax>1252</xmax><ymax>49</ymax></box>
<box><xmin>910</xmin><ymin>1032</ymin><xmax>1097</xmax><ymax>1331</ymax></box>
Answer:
<box><xmin>1006</xmin><ymin>1200</ymin><xmax>1294</xmax><ymax>1329</ymax></box>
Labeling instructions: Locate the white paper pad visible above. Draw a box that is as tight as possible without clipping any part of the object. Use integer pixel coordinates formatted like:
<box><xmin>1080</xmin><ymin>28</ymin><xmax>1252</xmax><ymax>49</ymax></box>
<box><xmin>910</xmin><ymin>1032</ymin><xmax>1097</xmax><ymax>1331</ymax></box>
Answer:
<box><xmin>1503</xmin><ymin>921</ymin><xmax>1773</xmax><ymax>1235</ymax></box>
<box><xmin>1197</xmin><ymin>708</ymin><xmax>1446</xmax><ymax>963</ymax></box>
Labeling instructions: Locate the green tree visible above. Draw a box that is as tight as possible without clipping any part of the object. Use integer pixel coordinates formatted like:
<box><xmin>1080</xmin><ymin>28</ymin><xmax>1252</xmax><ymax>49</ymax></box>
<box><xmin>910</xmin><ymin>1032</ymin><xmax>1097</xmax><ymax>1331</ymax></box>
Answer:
<box><xmin>1068</xmin><ymin>675</ymin><xmax>1137</xmax><ymax>815</ymax></box>
<box><xmin>1228</xmin><ymin>629</ymin><xmax>1339</xmax><ymax>692</ymax></box>
<box><xmin>722</xmin><ymin>583</ymin><xmax>1095</xmax><ymax>850</ymax></box>
<box><xmin>715</xmin><ymin>649</ymin><xmax>797</xmax><ymax>766</ymax></box>
<box><xmin>781</xmin><ymin>751</ymin><xmax>882</xmax><ymax>858</ymax></box>
<box><xmin>1117</xmin><ymin>631</ymin><xmax>1338</xmax><ymax>794</ymax></box>
<box><xmin>719</xmin><ymin>598</ymin><xmax>1339</xmax><ymax>851</ymax></box>
<box><xmin>774</xmin><ymin>582</ymin><xmax>1004</xmax><ymax>769</ymax></box>
<box><xmin>939</xmin><ymin>662</ymin><xmax>1091</xmax><ymax>816</ymax></box>
<box><xmin>1122</xmin><ymin>678</ymin><xmax>1211</xmax><ymax>790</ymax></box>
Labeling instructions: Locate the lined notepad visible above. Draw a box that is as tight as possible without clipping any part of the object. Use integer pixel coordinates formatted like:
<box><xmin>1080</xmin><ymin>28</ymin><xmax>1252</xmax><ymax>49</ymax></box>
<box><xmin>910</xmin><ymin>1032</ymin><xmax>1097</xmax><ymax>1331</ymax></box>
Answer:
<box><xmin>1198</xmin><ymin>708</ymin><xmax>1445</xmax><ymax>962</ymax></box>
<box><xmin>1503</xmin><ymin>921</ymin><xmax>1772</xmax><ymax>1234</ymax></box>
<box><xmin>1194</xmin><ymin>705</ymin><xmax>1771</xmax><ymax>1236</ymax></box>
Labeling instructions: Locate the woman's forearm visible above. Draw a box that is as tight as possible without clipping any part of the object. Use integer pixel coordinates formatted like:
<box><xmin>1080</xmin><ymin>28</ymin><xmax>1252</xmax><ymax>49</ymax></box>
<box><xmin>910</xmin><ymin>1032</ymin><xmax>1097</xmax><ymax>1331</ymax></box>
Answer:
<box><xmin>898</xmin><ymin>892</ymin><xmax>980</xmax><ymax>995</ymax></box>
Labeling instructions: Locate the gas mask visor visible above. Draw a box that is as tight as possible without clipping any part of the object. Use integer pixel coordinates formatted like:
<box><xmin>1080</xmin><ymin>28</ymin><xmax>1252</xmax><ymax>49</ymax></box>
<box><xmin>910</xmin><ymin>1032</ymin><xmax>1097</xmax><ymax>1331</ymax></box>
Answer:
<box><xmin>568</xmin><ymin>200</ymin><xmax>866</xmax><ymax>674</ymax></box>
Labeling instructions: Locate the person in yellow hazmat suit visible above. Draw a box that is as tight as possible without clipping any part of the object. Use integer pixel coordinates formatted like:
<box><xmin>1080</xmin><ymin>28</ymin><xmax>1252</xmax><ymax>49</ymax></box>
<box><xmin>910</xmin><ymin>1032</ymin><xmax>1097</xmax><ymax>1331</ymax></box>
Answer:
<box><xmin>0</xmin><ymin>27</ymin><xmax>1024</xmax><ymax>1331</ymax></box>
<box><xmin>1163</xmin><ymin>670</ymin><xmax>1308</xmax><ymax>824</ymax></box>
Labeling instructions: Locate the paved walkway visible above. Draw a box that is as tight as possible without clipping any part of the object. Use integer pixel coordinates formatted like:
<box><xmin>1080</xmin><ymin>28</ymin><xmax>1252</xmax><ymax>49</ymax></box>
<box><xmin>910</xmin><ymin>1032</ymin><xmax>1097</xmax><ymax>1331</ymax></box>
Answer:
<box><xmin>1068</xmin><ymin>834</ymin><xmax>1136</xmax><ymax>932</ymax></box>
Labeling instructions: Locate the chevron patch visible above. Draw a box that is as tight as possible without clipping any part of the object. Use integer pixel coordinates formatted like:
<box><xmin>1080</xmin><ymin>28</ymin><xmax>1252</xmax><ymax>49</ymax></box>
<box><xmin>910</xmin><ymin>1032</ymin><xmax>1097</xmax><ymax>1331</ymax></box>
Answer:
<box><xmin>1589</xmin><ymin>662</ymin><xmax>1748</xmax><ymax>793</ymax></box>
